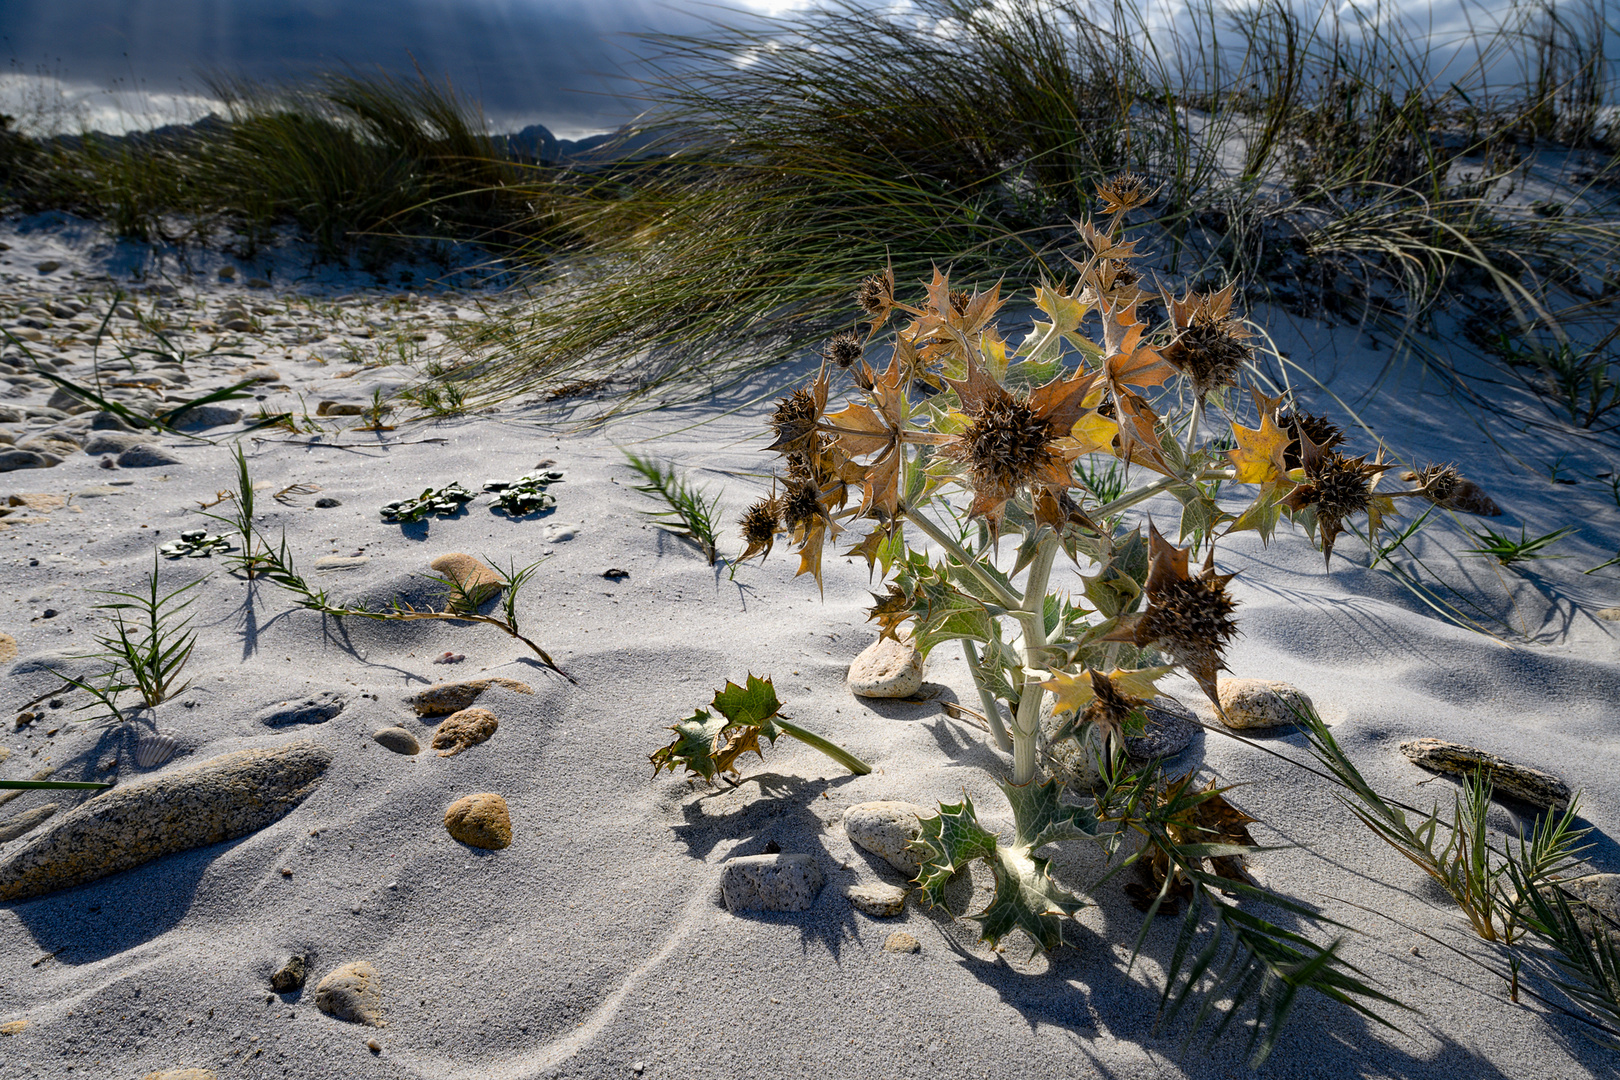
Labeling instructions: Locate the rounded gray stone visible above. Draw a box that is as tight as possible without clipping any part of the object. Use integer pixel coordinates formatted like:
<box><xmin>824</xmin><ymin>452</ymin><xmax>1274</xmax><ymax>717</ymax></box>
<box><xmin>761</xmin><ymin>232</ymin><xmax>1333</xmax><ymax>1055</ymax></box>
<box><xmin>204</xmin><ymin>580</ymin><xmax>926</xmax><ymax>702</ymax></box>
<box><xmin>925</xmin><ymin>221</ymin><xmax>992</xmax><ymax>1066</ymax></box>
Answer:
<box><xmin>0</xmin><ymin>803</ymin><xmax>57</xmax><ymax>842</ymax></box>
<box><xmin>0</xmin><ymin>449</ymin><xmax>48</xmax><ymax>472</ymax></box>
<box><xmin>117</xmin><ymin>444</ymin><xmax>183</xmax><ymax>468</ymax></box>
<box><xmin>720</xmin><ymin>853</ymin><xmax>825</xmax><ymax>912</ymax></box>
<box><xmin>844</xmin><ymin>801</ymin><xmax>929</xmax><ymax>877</ymax></box>
<box><xmin>372</xmin><ymin>728</ymin><xmax>420</xmax><ymax>755</ymax></box>
<box><xmin>172</xmin><ymin>405</ymin><xmax>243</xmax><ymax>431</ymax></box>
<box><xmin>83</xmin><ymin>431</ymin><xmax>159</xmax><ymax>455</ymax></box>
<box><xmin>0</xmin><ymin>742</ymin><xmax>332</xmax><ymax>902</ymax></box>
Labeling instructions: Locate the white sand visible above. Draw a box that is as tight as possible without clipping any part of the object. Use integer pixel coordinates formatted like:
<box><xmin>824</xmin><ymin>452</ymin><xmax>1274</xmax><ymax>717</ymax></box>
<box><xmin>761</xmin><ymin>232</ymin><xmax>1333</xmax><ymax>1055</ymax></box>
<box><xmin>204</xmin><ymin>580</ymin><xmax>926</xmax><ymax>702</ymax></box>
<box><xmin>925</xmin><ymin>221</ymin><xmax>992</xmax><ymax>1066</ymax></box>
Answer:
<box><xmin>0</xmin><ymin>215</ymin><xmax>1617</xmax><ymax>1079</ymax></box>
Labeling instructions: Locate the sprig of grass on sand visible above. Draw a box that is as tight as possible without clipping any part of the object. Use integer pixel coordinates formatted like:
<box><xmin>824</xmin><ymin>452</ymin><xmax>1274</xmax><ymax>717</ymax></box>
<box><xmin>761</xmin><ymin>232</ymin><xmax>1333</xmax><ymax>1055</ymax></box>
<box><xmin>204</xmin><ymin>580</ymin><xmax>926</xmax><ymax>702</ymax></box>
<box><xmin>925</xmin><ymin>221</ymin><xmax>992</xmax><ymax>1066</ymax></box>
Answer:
<box><xmin>622</xmin><ymin>450</ymin><xmax>723</xmax><ymax>565</ymax></box>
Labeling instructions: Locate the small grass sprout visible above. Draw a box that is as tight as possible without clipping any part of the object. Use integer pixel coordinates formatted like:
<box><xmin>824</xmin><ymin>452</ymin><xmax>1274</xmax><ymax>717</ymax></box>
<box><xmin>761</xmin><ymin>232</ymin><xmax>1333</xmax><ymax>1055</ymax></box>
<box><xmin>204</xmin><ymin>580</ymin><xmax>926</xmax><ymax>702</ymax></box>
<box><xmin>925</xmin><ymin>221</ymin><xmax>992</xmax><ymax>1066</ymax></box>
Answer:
<box><xmin>1463</xmin><ymin>524</ymin><xmax>1578</xmax><ymax>566</ymax></box>
<box><xmin>623</xmin><ymin>450</ymin><xmax>723</xmax><ymax>564</ymax></box>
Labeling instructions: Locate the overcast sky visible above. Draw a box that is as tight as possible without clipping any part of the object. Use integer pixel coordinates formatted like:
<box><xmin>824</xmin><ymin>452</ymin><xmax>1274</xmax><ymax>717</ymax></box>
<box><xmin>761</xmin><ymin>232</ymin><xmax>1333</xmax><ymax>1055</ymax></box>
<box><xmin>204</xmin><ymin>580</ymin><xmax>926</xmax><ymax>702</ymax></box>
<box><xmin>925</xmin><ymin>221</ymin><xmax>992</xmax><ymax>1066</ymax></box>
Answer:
<box><xmin>1</xmin><ymin>1</ymin><xmax>1608</xmax><ymax>137</ymax></box>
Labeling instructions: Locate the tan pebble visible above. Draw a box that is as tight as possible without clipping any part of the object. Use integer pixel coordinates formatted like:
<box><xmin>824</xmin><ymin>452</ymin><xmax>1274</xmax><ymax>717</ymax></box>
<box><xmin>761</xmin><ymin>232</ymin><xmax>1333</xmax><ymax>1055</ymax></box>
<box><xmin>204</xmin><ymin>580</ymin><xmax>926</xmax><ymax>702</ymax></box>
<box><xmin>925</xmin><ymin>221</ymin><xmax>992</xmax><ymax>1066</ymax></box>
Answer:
<box><xmin>882</xmin><ymin>932</ymin><xmax>921</xmax><ymax>954</ymax></box>
<box><xmin>367</xmin><ymin>1039</ymin><xmax>382</xmax><ymax>1053</ymax></box>
<box><xmin>846</xmin><ymin>635</ymin><xmax>923</xmax><ymax>699</ymax></box>
<box><xmin>444</xmin><ymin>793</ymin><xmax>512</xmax><ymax>850</ymax></box>
<box><xmin>432</xmin><ymin>707</ymin><xmax>498</xmax><ymax>757</ymax></box>
<box><xmin>428</xmin><ymin>553</ymin><xmax>504</xmax><ymax>606</ymax></box>
<box><xmin>846</xmin><ymin>882</ymin><xmax>907</xmax><ymax>917</ymax></box>
<box><xmin>409</xmin><ymin>678</ymin><xmax>532</xmax><ymax>717</ymax></box>
<box><xmin>314</xmin><ymin>961</ymin><xmax>384</xmax><ymax>1027</ymax></box>
<box><xmin>0</xmin><ymin>1019</ymin><xmax>27</xmax><ymax>1035</ymax></box>
<box><xmin>141</xmin><ymin>1070</ymin><xmax>216</xmax><ymax>1080</ymax></box>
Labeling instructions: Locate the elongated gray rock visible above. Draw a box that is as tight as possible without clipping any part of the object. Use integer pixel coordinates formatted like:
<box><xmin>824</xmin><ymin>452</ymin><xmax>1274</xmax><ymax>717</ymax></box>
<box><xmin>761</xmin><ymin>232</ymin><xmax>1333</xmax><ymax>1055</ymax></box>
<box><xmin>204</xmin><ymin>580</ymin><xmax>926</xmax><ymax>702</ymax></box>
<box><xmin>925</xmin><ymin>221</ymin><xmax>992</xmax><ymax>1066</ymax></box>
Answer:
<box><xmin>0</xmin><ymin>742</ymin><xmax>332</xmax><ymax>902</ymax></box>
<box><xmin>721</xmin><ymin>853</ymin><xmax>824</xmax><ymax>913</ymax></box>
<box><xmin>1398</xmin><ymin>738</ymin><xmax>1571</xmax><ymax>810</ymax></box>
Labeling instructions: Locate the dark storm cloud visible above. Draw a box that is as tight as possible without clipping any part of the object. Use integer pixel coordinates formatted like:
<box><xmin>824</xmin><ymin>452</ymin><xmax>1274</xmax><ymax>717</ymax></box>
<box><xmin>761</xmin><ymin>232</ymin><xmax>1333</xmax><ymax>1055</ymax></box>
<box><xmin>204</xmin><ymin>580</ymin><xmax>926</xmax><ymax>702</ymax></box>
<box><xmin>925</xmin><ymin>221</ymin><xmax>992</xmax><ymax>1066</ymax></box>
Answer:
<box><xmin>2</xmin><ymin>0</ymin><xmax>748</xmax><ymax>132</ymax></box>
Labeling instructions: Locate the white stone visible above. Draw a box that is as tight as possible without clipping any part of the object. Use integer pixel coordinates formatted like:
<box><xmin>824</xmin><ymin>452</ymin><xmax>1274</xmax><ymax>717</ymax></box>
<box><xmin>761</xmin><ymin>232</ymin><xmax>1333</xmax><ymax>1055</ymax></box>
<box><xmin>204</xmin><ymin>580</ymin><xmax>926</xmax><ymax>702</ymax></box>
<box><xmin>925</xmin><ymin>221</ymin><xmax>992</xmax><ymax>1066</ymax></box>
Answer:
<box><xmin>1217</xmin><ymin>679</ymin><xmax>1313</xmax><ymax>729</ymax></box>
<box><xmin>846</xmin><ymin>882</ymin><xmax>906</xmax><ymax>917</ymax></box>
<box><xmin>843</xmin><ymin>801</ymin><xmax>929</xmax><ymax>877</ymax></box>
<box><xmin>720</xmin><ymin>853</ymin><xmax>824</xmax><ymax>912</ymax></box>
<box><xmin>846</xmin><ymin>635</ymin><xmax>923</xmax><ymax>699</ymax></box>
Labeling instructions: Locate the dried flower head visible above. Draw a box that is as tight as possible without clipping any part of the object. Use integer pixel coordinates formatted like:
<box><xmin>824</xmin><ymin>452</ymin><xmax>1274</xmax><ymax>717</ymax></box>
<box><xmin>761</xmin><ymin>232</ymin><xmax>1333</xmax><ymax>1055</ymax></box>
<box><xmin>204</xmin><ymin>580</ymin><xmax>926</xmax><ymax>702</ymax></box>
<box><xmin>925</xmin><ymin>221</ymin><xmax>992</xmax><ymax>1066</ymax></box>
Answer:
<box><xmin>948</xmin><ymin>289</ymin><xmax>972</xmax><ymax>316</ymax></box>
<box><xmin>939</xmin><ymin>356</ymin><xmax>1099</xmax><ymax>534</ymax></box>
<box><xmin>738</xmin><ymin>497</ymin><xmax>782</xmax><ymax>561</ymax></box>
<box><xmin>1276</xmin><ymin>409</ymin><xmax>1345</xmax><ymax>469</ymax></box>
<box><xmin>1080</xmin><ymin>669</ymin><xmax>1150</xmax><ymax>748</ymax></box>
<box><xmin>781</xmin><ymin>478</ymin><xmax>824</xmax><ymax>533</ymax></box>
<box><xmin>1097</xmin><ymin>173</ymin><xmax>1155</xmax><ymax>217</ymax></box>
<box><xmin>1401</xmin><ymin>464</ymin><xmax>1502</xmax><ymax>516</ymax></box>
<box><xmin>767</xmin><ymin>387</ymin><xmax>823</xmax><ymax>458</ymax></box>
<box><xmin>1163</xmin><ymin>315</ymin><xmax>1253</xmax><ymax>400</ymax></box>
<box><xmin>1282</xmin><ymin>432</ymin><xmax>1395</xmax><ymax>565</ymax></box>
<box><xmin>821</xmin><ymin>330</ymin><xmax>864</xmax><ymax>369</ymax></box>
<box><xmin>1111</xmin><ymin>525</ymin><xmax>1238</xmax><ymax>709</ymax></box>
<box><xmin>857</xmin><ymin>270</ymin><xmax>894</xmax><ymax>317</ymax></box>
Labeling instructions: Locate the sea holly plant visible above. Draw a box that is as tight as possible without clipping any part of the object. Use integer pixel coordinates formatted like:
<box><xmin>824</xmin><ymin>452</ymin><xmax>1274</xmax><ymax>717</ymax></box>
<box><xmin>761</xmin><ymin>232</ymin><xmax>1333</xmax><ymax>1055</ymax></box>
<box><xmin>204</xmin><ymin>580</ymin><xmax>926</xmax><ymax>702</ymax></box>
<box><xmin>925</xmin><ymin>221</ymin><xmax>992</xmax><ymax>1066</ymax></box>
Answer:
<box><xmin>722</xmin><ymin>176</ymin><xmax>1514</xmax><ymax>1058</ymax></box>
<box><xmin>380</xmin><ymin>482</ymin><xmax>477</xmax><ymax>523</ymax></box>
<box><xmin>650</xmin><ymin>674</ymin><xmax>870</xmax><ymax>781</ymax></box>
<box><xmin>484</xmin><ymin>469</ymin><xmax>564</xmax><ymax>516</ymax></box>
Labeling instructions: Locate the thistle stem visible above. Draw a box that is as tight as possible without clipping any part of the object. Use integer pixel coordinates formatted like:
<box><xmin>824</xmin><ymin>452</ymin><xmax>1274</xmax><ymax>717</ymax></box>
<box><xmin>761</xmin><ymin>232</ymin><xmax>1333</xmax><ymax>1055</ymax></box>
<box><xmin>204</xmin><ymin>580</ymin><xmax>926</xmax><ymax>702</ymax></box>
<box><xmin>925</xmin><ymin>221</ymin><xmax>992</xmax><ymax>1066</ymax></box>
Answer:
<box><xmin>962</xmin><ymin>640</ymin><xmax>1013</xmax><ymax>752</ymax></box>
<box><xmin>1010</xmin><ymin>532</ymin><xmax>1059</xmax><ymax>786</ymax></box>
<box><xmin>902</xmin><ymin>509</ymin><xmax>1023</xmax><ymax>610</ymax></box>
<box><xmin>1185</xmin><ymin>396</ymin><xmax>1204</xmax><ymax>457</ymax></box>
<box><xmin>775</xmin><ymin>718</ymin><xmax>872</xmax><ymax>775</ymax></box>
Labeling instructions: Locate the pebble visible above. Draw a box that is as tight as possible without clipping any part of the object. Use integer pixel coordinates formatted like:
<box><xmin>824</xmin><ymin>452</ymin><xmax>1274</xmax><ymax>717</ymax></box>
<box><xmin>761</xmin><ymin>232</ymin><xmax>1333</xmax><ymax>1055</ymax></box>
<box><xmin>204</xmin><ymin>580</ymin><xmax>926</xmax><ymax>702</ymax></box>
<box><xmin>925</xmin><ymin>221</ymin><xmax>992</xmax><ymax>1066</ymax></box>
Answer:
<box><xmin>313</xmin><ymin>555</ymin><xmax>370</xmax><ymax>572</ymax></box>
<box><xmin>1399</xmin><ymin>738</ymin><xmax>1572</xmax><ymax>810</ymax></box>
<box><xmin>256</xmin><ymin>691</ymin><xmax>347</xmax><ymax>726</ymax></box>
<box><xmin>882</xmin><ymin>932</ymin><xmax>921</xmax><ymax>954</ymax></box>
<box><xmin>429</xmin><ymin>552</ymin><xmax>504</xmax><ymax>605</ymax></box>
<box><xmin>1043</xmin><ymin>693</ymin><xmax>1198</xmax><ymax>788</ymax></box>
<box><xmin>270</xmin><ymin>953</ymin><xmax>308</xmax><ymax>993</ymax></box>
<box><xmin>432</xmin><ymin>707</ymin><xmax>498</xmax><ymax>757</ymax></box>
<box><xmin>1596</xmin><ymin>607</ymin><xmax>1620</xmax><ymax>622</ymax></box>
<box><xmin>846</xmin><ymin>882</ymin><xmax>907</xmax><ymax>917</ymax></box>
<box><xmin>720</xmin><ymin>853</ymin><xmax>825</xmax><ymax>913</ymax></box>
<box><xmin>846</xmin><ymin>634</ymin><xmax>923</xmax><ymax>699</ymax></box>
<box><xmin>0</xmin><ymin>804</ymin><xmax>57</xmax><ymax>842</ymax></box>
<box><xmin>444</xmin><ymin>793</ymin><xmax>512</xmax><ymax>849</ymax></box>
<box><xmin>843</xmin><ymin>801</ymin><xmax>929</xmax><ymax>877</ymax></box>
<box><xmin>0</xmin><ymin>450</ymin><xmax>49</xmax><ymax>472</ymax></box>
<box><xmin>316</xmin><ymin>401</ymin><xmax>365</xmax><ymax>416</ymax></box>
<box><xmin>314</xmin><ymin>497</ymin><xmax>342</xmax><ymax>508</ymax></box>
<box><xmin>141</xmin><ymin>1071</ymin><xmax>216</xmax><ymax>1080</ymax></box>
<box><xmin>1</xmin><ymin>1019</ymin><xmax>28</xmax><ymax>1035</ymax></box>
<box><xmin>0</xmin><ymin>631</ymin><xmax>15</xmax><ymax>663</ymax></box>
<box><xmin>82</xmin><ymin>431</ymin><xmax>158</xmax><ymax>455</ymax></box>
<box><xmin>34</xmin><ymin>260</ymin><xmax>60</xmax><ymax>274</ymax></box>
<box><xmin>1545</xmin><ymin>874</ymin><xmax>1620</xmax><ymax>948</ymax></box>
<box><xmin>172</xmin><ymin>405</ymin><xmax>242</xmax><ymax>431</ymax></box>
<box><xmin>117</xmin><ymin>444</ymin><xmax>183</xmax><ymax>468</ymax></box>
<box><xmin>372</xmin><ymin>727</ymin><xmax>421</xmax><ymax>755</ymax></box>
<box><xmin>314</xmin><ymin>961</ymin><xmax>384</xmax><ymax>1026</ymax></box>
<box><xmin>1216</xmin><ymin>679</ymin><xmax>1313</xmax><ymax>729</ymax></box>
<box><xmin>409</xmin><ymin>678</ymin><xmax>533</xmax><ymax>716</ymax></box>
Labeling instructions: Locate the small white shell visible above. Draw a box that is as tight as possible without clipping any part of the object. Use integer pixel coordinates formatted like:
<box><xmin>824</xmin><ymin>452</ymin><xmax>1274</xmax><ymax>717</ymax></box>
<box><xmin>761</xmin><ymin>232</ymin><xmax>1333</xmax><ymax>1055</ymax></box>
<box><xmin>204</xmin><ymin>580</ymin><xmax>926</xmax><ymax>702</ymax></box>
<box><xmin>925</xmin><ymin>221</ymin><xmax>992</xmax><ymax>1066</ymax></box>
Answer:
<box><xmin>134</xmin><ymin>729</ymin><xmax>179</xmax><ymax>769</ymax></box>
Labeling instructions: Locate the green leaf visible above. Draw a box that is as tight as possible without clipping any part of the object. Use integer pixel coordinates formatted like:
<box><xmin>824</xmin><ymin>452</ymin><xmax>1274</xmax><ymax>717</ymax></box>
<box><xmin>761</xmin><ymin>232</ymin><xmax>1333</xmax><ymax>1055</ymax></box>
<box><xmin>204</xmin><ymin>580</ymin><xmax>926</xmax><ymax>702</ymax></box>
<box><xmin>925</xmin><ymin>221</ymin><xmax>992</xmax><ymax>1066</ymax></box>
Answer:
<box><xmin>711</xmin><ymin>673</ymin><xmax>783</xmax><ymax>742</ymax></box>
<box><xmin>912</xmin><ymin>796</ymin><xmax>1000</xmax><ymax>903</ymax></box>
<box><xmin>1004</xmin><ymin>777</ymin><xmax>1100</xmax><ymax>852</ymax></box>
<box><xmin>0</xmin><ymin>779</ymin><xmax>113</xmax><ymax>790</ymax></box>
<box><xmin>649</xmin><ymin>709</ymin><xmax>734</xmax><ymax>782</ymax></box>
<box><xmin>975</xmin><ymin>843</ymin><xmax>1088</xmax><ymax>952</ymax></box>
